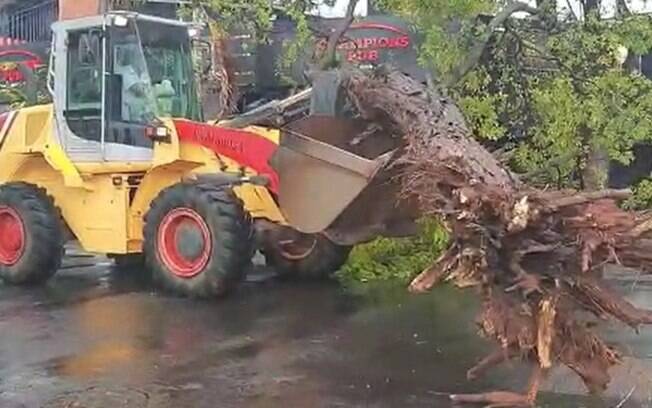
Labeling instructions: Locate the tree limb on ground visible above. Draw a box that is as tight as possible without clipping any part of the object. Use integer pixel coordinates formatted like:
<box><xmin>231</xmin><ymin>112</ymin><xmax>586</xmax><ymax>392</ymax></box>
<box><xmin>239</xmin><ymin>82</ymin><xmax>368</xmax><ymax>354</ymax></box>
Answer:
<box><xmin>342</xmin><ymin>68</ymin><xmax>652</xmax><ymax>407</ymax></box>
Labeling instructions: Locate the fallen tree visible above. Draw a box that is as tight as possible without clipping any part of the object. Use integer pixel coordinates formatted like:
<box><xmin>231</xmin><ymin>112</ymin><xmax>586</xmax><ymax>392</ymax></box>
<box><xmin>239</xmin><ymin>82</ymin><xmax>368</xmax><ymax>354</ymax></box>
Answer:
<box><xmin>342</xmin><ymin>68</ymin><xmax>652</xmax><ymax>407</ymax></box>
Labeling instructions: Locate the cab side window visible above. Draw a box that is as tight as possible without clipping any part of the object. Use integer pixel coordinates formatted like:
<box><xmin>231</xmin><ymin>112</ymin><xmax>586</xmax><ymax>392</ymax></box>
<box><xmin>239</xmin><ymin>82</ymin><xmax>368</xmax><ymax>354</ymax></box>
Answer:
<box><xmin>65</xmin><ymin>29</ymin><xmax>103</xmax><ymax>142</ymax></box>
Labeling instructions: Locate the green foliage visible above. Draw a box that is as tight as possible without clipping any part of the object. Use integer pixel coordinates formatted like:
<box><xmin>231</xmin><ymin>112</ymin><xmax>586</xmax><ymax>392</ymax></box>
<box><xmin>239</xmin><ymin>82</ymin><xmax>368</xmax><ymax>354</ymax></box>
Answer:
<box><xmin>0</xmin><ymin>65</ymin><xmax>51</xmax><ymax>108</ymax></box>
<box><xmin>380</xmin><ymin>0</ymin><xmax>652</xmax><ymax>188</ymax></box>
<box><xmin>624</xmin><ymin>179</ymin><xmax>652</xmax><ymax>210</ymax></box>
<box><xmin>375</xmin><ymin>0</ymin><xmax>494</xmax><ymax>79</ymax></box>
<box><xmin>161</xmin><ymin>1</ymin><xmax>652</xmax><ymax>191</ymax></box>
<box><xmin>173</xmin><ymin>1</ymin><xmax>652</xmax><ymax>282</ymax></box>
<box><xmin>510</xmin><ymin>16</ymin><xmax>652</xmax><ymax>185</ymax></box>
<box><xmin>277</xmin><ymin>2</ymin><xmax>313</xmax><ymax>85</ymax></box>
<box><xmin>186</xmin><ymin>0</ymin><xmax>317</xmax><ymax>80</ymax></box>
<box><xmin>457</xmin><ymin>69</ymin><xmax>506</xmax><ymax>141</ymax></box>
<box><xmin>615</xmin><ymin>15</ymin><xmax>652</xmax><ymax>55</ymax></box>
<box><xmin>184</xmin><ymin>0</ymin><xmax>274</xmax><ymax>40</ymax></box>
<box><xmin>511</xmin><ymin>76</ymin><xmax>581</xmax><ymax>183</ymax></box>
<box><xmin>337</xmin><ymin>219</ymin><xmax>449</xmax><ymax>285</ymax></box>
<box><xmin>0</xmin><ymin>85</ymin><xmax>29</xmax><ymax>108</ymax></box>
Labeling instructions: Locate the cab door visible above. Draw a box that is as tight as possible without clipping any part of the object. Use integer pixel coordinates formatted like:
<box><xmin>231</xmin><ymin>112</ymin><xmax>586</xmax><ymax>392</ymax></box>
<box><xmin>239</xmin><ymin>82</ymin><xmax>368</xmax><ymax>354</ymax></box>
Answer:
<box><xmin>53</xmin><ymin>23</ymin><xmax>105</xmax><ymax>162</ymax></box>
<box><xmin>102</xmin><ymin>18</ymin><xmax>154</xmax><ymax>162</ymax></box>
<box><xmin>52</xmin><ymin>18</ymin><xmax>154</xmax><ymax>163</ymax></box>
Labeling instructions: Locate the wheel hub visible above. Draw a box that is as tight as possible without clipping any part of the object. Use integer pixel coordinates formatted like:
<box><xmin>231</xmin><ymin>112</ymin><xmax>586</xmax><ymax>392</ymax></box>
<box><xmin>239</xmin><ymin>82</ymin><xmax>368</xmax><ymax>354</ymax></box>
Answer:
<box><xmin>176</xmin><ymin>223</ymin><xmax>205</xmax><ymax>260</ymax></box>
<box><xmin>158</xmin><ymin>208</ymin><xmax>212</xmax><ymax>278</ymax></box>
<box><xmin>0</xmin><ymin>206</ymin><xmax>25</xmax><ymax>266</ymax></box>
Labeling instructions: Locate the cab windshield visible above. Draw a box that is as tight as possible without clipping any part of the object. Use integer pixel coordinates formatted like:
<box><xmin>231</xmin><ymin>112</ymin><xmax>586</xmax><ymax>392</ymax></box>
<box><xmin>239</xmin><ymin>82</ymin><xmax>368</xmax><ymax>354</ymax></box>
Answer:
<box><xmin>110</xmin><ymin>18</ymin><xmax>201</xmax><ymax>124</ymax></box>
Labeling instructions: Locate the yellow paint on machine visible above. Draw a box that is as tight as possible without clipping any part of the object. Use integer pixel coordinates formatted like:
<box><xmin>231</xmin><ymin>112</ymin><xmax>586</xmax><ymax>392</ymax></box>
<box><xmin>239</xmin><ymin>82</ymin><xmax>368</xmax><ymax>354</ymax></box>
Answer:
<box><xmin>0</xmin><ymin>105</ymin><xmax>286</xmax><ymax>255</ymax></box>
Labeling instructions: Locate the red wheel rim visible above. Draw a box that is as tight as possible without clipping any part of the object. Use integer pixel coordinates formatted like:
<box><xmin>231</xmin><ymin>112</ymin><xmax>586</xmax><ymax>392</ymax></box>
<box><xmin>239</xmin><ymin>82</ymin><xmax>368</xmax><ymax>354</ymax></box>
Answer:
<box><xmin>0</xmin><ymin>206</ymin><xmax>25</xmax><ymax>266</ymax></box>
<box><xmin>157</xmin><ymin>208</ymin><xmax>212</xmax><ymax>278</ymax></box>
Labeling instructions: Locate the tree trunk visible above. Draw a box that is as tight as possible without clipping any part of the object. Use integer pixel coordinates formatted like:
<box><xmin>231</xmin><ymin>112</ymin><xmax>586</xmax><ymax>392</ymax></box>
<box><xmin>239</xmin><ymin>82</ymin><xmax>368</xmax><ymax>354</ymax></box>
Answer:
<box><xmin>445</xmin><ymin>1</ymin><xmax>540</xmax><ymax>87</ymax></box>
<box><xmin>536</xmin><ymin>0</ymin><xmax>558</xmax><ymax>24</ymax></box>
<box><xmin>582</xmin><ymin>139</ymin><xmax>609</xmax><ymax>191</ymax></box>
<box><xmin>583</xmin><ymin>0</ymin><xmax>601</xmax><ymax>16</ymax></box>
<box><xmin>343</xmin><ymin>68</ymin><xmax>652</xmax><ymax>405</ymax></box>
<box><xmin>579</xmin><ymin>0</ymin><xmax>607</xmax><ymax>191</ymax></box>
<box><xmin>616</xmin><ymin>0</ymin><xmax>631</xmax><ymax>16</ymax></box>
<box><xmin>321</xmin><ymin>0</ymin><xmax>360</xmax><ymax>69</ymax></box>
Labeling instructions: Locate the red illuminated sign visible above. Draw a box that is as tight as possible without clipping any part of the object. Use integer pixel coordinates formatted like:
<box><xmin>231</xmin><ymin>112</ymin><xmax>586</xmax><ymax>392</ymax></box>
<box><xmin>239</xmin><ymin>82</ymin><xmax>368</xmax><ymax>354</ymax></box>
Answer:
<box><xmin>317</xmin><ymin>22</ymin><xmax>413</xmax><ymax>63</ymax></box>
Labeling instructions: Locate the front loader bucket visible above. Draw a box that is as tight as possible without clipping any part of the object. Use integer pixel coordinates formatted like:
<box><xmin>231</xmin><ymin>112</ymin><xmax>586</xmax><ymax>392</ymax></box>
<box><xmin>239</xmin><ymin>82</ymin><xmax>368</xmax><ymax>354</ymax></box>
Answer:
<box><xmin>270</xmin><ymin>115</ymin><xmax>419</xmax><ymax>245</ymax></box>
<box><xmin>271</xmin><ymin>116</ymin><xmax>392</xmax><ymax>234</ymax></box>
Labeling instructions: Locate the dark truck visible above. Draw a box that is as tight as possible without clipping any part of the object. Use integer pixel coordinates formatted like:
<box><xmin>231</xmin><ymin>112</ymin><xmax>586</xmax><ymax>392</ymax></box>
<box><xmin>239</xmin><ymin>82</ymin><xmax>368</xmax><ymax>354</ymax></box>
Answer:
<box><xmin>224</xmin><ymin>12</ymin><xmax>427</xmax><ymax>111</ymax></box>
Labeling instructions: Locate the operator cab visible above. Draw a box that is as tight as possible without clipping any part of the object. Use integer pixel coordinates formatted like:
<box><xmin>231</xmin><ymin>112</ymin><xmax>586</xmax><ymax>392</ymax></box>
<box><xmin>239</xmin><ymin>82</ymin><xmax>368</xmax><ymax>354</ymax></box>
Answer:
<box><xmin>50</xmin><ymin>12</ymin><xmax>201</xmax><ymax>162</ymax></box>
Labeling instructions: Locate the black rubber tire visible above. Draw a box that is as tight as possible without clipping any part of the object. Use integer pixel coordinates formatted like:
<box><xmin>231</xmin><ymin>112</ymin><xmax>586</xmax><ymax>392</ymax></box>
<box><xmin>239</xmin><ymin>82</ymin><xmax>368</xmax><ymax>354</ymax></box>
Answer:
<box><xmin>0</xmin><ymin>182</ymin><xmax>64</xmax><ymax>285</ymax></box>
<box><xmin>143</xmin><ymin>183</ymin><xmax>252</xmax><ymax>298</ymax></box>
<box><xmin>265</xmin><ymin>235</ymin><xmax>352</xmax><ymax>280</ymax></box>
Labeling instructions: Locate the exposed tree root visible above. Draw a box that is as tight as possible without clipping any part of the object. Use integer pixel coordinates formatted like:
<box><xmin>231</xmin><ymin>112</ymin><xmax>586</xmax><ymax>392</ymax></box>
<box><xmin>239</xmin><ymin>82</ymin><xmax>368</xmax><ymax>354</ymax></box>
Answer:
<box><xmin>342</xmin><ymin>69</ymin><xmax>652</xmax><ymax>406</ymax></box>
<box><xmin>466</xmin><ymin>348</ymin><xmax>518</xmax><ymax>381</ymax></box>
<box><xmin>452</xmin><ymin>366</ymin><xmax>544</xmax><ymax>407</ymax></box>
<box><xmin>409</xmin><ymin>244</ymin><xmax>459</xmax><ymax>293</ymax></box>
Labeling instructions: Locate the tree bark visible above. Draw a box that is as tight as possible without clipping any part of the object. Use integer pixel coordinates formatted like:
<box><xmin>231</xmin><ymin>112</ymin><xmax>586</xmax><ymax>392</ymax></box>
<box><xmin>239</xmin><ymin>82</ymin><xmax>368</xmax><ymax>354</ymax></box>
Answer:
<box><xmin>536</xmin><ymin>0</ymin><xmax>558</xmax><ymax>25</ymax></box>
<box><xmin>583</xmin><ymin>142</ymin><xmax>609</xmax><ymax>191</ymax></box>
<box><xmin>582</xmin><ymin>0</ymin><xmax>601</xmax><ymax>17</ymax></box>
<box><xmin>616</xmin><ymin>0</ymin><xmax>632</xmax><ymax>16</ymax></box>
<box><xmin>579</xmin><ymin>0</ymin><xmax>608</xmax><ymax>191</ymax></box>
<box><xmin>342</xmin><ymin>68</ymin><xmax>652</xmax><ymax>404</ymax></box>
<box><xmin>321</xmin><ymin>0</ymin><xmax>360</xmax><ymax>69</ymax></box>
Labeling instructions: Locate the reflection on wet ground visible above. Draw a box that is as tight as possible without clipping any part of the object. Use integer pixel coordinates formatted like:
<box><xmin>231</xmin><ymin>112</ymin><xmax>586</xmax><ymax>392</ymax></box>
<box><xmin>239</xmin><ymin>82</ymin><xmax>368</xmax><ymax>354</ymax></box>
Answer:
<box><xmin>0</xmin><ymin>255</ymin><xmax>650</xmax><ymax>407</ymax></box>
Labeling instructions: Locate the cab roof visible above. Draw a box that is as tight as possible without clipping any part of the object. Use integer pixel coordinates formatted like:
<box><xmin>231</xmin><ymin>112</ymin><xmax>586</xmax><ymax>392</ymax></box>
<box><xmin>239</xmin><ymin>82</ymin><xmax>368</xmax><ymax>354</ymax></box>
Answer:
<box><xmin>52</xmin><ymin>11</ymin><xmax>192</xmax><ymax>33</ymax></box>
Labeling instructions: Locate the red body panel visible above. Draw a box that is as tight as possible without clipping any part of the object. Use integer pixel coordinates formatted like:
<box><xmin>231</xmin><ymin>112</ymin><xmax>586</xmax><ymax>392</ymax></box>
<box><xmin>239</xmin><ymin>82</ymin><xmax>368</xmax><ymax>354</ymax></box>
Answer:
<box><xmin>173</xmin><ymin>120</ymin><xmax>280</xmax><ymax>193</ymax></box>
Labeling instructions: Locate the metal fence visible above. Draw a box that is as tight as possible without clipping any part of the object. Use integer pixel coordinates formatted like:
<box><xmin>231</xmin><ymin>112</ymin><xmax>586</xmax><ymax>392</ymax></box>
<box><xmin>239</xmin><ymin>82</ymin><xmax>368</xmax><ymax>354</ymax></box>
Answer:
<box><xmin>0</xmin><ymin>0</ymin><xmax>58</xmax><ymax>43</ymax></box>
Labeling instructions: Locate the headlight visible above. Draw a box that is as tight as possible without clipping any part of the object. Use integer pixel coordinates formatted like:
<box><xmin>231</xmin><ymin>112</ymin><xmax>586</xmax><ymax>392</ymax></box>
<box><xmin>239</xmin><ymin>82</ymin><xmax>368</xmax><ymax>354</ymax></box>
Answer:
<box><xmin>113</xmin><ymin>15</ymin><xmax>129</xmax><ymax>27</ymax></box>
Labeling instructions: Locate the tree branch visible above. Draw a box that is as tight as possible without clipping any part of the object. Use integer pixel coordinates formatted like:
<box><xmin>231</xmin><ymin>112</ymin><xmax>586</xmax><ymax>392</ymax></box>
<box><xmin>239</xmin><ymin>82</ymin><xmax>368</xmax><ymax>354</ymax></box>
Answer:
<box><xmin>547</xmin><ymin>189</ymin><xmax>632</xmax><ymax>210</ymax></box>
<box><xmin>582</xmin><ymin>0</ymin><xmax>601</xmax><ymax>15</ymax></box>
<box><xmin>445</xmin><ymin>1</ymin><xmax>541</xmax><ymax>87</ymax></box>
<box><xmin>321</xmin><ymin>0</ymin><xmax>360</xmax><ymax>69</ymax></box>
<box><xmin>616</xmin><ymin>0</ymin><xmax>631</xmax><ymax>17</ymax></box>
<box><xmin>564</xmin><ymin>0</ymin><xmax>579</xmax><ymax>21</ymax></box>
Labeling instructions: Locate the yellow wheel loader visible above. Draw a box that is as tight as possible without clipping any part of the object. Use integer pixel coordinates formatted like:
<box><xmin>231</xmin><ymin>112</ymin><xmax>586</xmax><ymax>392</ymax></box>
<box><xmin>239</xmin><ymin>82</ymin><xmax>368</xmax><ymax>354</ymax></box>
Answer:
<box><xmin>0</xmin><ymin>11</ymin><xmax>413</xmax><ymax>298</ymax></box>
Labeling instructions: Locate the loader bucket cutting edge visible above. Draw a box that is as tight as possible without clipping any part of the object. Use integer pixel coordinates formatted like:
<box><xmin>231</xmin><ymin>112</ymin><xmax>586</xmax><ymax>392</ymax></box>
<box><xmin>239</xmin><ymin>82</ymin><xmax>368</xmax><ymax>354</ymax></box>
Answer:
<box><xmin>270</xmin><ymin>117</ymin><xmax>394</xmax><ymax>235</ymax></box>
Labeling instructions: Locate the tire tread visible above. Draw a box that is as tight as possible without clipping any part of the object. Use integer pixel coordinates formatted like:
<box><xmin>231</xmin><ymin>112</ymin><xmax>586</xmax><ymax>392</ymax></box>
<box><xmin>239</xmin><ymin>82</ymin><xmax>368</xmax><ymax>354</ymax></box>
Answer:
<box><xmin>143</xmin><ymin>182</ymin><xmax>252</xmax><ymax>298</ymax></box>
<box><xmin>0</xmin><ymin>182</ymin><xmax>64</xmax><ymax>285</ymax></box>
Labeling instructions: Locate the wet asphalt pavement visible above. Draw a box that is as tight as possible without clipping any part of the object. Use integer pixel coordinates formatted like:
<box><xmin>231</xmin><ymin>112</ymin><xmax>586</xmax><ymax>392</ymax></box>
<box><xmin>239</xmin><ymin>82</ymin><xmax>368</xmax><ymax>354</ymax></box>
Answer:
<box><xmin>1</xmin><ymin>251</ymin><xmax>652</xmax><ymax>407</ymax></box>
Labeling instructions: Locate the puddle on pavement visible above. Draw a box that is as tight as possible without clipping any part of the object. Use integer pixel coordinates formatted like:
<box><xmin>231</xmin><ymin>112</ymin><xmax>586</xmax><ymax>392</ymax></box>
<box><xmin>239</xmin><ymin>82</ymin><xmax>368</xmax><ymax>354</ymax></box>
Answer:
<box><xmin>0</xmin><ymin>265</ymin><xmax>649</xmax><ymax>407</ymax></box>
<box><xmin>42</xmin><ymin>386</ymin><xmax>151</xmax><ymax>408</ymax></box>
